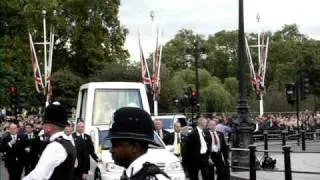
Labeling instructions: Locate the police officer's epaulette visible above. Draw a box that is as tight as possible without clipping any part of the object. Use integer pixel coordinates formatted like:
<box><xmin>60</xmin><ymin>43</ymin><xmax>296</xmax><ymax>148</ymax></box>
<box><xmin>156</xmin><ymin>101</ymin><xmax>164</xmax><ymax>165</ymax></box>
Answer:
<box><xmin>55</xmin><ymin>136</ymin><xmax>64</xmax><ymax>141</ymax></box>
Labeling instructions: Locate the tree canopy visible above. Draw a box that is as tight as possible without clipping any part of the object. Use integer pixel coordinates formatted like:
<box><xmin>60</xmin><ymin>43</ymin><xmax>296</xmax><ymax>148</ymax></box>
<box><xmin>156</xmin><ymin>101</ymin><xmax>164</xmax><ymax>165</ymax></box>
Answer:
<box><xmin>1</xmin><ymin>0</ymin><xmax>320</xmax><ymax>113</ymax></box>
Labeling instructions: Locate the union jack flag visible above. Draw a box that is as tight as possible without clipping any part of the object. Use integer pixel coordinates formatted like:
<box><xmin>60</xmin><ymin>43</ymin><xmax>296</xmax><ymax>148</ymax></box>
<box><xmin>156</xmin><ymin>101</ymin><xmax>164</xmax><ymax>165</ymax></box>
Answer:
<box><xmin>29</xmin><ymin>33</ymin><xmax>44</xmax><ymax>93</ymax></box>
<box><xmin>138</xmin><ymin>32</ymin><xmax>151</xmax><ymax>85</ymax></box>
<box><xmin>151</xmin><ymin>27</ymin><xmax>162</xmax><ymax>95</ymax></box>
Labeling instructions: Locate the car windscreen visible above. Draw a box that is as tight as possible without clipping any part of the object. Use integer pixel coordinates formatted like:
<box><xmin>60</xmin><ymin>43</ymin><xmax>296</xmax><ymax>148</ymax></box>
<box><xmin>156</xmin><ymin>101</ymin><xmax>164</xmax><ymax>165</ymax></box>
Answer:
<box><xmin>92</xmin><ymin>89</ymin><xmax>142</xmax><ymax>125</ymax></box>
<box><xmin>99</xmin><ymin>130</ymin><xmax>164</xmax><ymax>150</ymax></box>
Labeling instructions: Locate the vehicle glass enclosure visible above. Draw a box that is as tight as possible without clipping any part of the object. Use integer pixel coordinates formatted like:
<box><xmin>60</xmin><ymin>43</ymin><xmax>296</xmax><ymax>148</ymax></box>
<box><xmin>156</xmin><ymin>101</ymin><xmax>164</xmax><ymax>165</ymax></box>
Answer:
<box><xmin>99</xmin><ymin>130</ymin><xmax>164</xmax><ymax>149</ymax></box>
<box><xmin>79</xmin><ymin>89</ymin><xmax>88</xmax><ymax>121</ymax></box>
<box><xmin>159</xmin><ymin>118</ymin><xmax>174</xmax><ymax>130</ymax></box>
<box><xmin>156</xmin><ymin>117</ymin><xmax>187</xmax><ymax>130</ymax></box>
<box><xmin>92</xmin><ymin>89</ymin><xmax>142</xmax><ymax>125</ymax></box>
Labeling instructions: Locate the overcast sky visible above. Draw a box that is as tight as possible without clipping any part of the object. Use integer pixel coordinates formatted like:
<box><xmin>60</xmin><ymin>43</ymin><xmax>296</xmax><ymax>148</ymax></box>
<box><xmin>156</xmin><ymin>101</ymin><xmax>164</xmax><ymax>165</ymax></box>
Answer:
<box><xmin>119</xmin><ymin>0</ymin><xmax>320</xmax><ymax>61</ymax></box>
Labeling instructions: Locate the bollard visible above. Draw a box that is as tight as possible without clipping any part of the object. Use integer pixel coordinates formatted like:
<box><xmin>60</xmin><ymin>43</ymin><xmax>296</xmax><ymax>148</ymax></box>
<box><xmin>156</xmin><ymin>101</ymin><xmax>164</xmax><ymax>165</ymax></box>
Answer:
<box><xmin>282</xmin><ymin>131</ymin><xmax>286</xmax><ymax>146</ymax></box>
<box><xmin>263</xmin><ymin>132</ymin><xmax>269</xmax><ymax>156</ymax></box>
<box><xmin>301</xmin><ymin>130</ymin><xmax>306</xmax><ymax>151</ymax></box>
<box><xmin>283</xmin><ymin>146</ymin><xmax>292</xmax><ymax>180</ymax></box>
<box><xmin>249</xmin><ymin>145</ymin><xmax>257</xmax><ymax>180</ymax></box>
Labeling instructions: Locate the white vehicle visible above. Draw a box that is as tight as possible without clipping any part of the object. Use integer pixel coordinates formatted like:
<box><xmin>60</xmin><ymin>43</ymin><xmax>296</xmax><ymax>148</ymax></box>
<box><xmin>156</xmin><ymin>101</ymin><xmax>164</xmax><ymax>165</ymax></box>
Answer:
<box><xmin>152</xmin><ymin>114</ymin><xmax>188</xmax><ymax>133</ymax></box>
<box><xmin>75</xmin><ymin>82</ymin><xmax>185</xmax><ymax>180</ymax></box>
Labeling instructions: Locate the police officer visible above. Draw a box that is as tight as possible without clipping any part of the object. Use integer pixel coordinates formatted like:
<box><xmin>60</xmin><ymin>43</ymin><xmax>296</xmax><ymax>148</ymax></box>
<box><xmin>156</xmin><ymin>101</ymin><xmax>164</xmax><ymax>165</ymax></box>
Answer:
<box><xmin>23</xmin><ymin>102</ymin><xmax>76</xmax><ymax>180</ymax></box>
<box><xmin>107</xmin><ymin>107</ymin><xmax>170</xmax><ymax>180</ymax></box>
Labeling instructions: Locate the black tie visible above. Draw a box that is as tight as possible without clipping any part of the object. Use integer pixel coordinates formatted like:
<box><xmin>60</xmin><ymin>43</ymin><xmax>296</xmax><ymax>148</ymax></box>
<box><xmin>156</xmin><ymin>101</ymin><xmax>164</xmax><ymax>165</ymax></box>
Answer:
<box><xmin>177</xmin><ymin>133</ymin><xmax>181</xmax><ymax>143</ymax></box>
<box><xmin>120</xmin><ymin>170</ymin><xmax>129</xmax><ymax>180</ymax></box>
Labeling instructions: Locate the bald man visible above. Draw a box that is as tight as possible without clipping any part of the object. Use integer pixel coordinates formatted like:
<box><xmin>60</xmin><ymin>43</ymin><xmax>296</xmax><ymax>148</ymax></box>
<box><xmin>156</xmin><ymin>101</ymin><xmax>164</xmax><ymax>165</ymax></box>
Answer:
<box><xmin>72</xmin><ymin>121</ymin><xmax>101</xmax><ymax>180</ymax></box>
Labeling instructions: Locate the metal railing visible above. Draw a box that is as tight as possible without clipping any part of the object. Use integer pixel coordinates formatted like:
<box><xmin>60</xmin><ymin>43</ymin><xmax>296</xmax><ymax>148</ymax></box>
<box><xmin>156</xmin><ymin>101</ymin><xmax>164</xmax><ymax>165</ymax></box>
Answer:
<box><xmin>252</xmin><ymin>129</ymin><xmax>320</xmax><ymax>151</ymax></box>
<box><xmin>227</xmin><ymin>145</ymin><xmax>320</xmax><ymax>180</ymax></box>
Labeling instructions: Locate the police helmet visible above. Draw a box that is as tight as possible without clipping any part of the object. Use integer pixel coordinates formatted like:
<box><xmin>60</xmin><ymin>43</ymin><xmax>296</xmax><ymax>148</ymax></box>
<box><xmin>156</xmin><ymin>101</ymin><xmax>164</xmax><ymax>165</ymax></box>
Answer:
<box><xmin>107</xmin><ymin>107</ymin><xmax>159</xmax><ymax>146</ymax></box>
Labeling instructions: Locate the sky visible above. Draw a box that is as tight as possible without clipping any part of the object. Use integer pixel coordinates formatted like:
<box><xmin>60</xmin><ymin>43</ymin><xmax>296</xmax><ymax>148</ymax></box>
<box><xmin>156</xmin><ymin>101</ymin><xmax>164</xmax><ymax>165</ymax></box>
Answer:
<box><xmin>119</xmin><ymin>0</ymin><xmax>320</xmax><ymax>61</ymax></box>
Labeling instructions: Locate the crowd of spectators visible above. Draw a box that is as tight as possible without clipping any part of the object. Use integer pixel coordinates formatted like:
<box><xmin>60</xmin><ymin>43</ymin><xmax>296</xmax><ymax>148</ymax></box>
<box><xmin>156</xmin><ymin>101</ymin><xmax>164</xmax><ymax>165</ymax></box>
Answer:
<box><xmin>200</xmin><ymin>110</ymin><xmax>320</xmax><ymax>138</ymax></box>
<box><xmin>253</xmin><ymin>110</ymin><xmax>320</xmax><ymax>132</ymax></box>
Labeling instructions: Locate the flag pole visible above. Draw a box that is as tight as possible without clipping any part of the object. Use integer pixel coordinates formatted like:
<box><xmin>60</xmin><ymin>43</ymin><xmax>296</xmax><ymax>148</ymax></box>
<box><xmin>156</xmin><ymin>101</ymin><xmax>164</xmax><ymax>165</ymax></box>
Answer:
<box><xmin>150</xmin><ymin>10</ymin><xmax>158</xmax><ymax>116</ymax></box>
<box><xmin>42</xmin><ymin>10</ymin><xmax>48</xmax><ymax>97</ymax></box>
<box><xmin>257</xmin><ymin>13</ymin><xmax>264</xmax><ymax>116</ymax></box>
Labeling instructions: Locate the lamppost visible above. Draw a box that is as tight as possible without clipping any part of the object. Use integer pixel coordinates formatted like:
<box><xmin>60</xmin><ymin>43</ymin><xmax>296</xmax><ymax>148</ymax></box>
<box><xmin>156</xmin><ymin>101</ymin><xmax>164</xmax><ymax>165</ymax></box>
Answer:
<box><xmin>185</xmin><ymin>39</ymin><xmax>206</xmax><ymax>122</ymax></box>
<box><xmin>232</xmin><ymin>0</ymin><xmax>255</xmax><ymax>170</ymax></box>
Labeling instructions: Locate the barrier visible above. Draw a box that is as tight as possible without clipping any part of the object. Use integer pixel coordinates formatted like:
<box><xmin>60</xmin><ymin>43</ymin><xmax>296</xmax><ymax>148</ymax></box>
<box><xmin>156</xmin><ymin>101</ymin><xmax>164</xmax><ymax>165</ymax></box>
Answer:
<box><xmin>228</xmin><ymin>145</ymin><xmax>320</xmax><ymax>180</ymax></box>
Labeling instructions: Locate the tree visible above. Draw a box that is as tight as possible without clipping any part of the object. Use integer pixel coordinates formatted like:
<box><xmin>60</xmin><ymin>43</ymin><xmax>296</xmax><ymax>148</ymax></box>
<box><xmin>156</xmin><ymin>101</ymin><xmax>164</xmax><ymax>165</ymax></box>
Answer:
<box><xmin>0</xmin><ymin>0</ymin><xmax>128</xmax><ymax>107</ymax></box>
<box><xmin>201</xmin><ymin>79</ymin><xmax>234</xmax><ymax>112</ymax></box>
<box><xmin>52</xmin><ymin>69</ymin><xmax>84</xmax><ymax>108</ymax></box>
<box><xmin>23</xmin><ymin>0</ymin><xmax>129</xmax><ymax>77</ymax></box>
<box><xmin>161</xmin><ymin>29</ymin><xmax>205</xmax><ymax>72</ymax></box>
<box><xmin>204</xmin><ymin>30</ymin><xmax>238</xmax><ymax>79</ymax></box>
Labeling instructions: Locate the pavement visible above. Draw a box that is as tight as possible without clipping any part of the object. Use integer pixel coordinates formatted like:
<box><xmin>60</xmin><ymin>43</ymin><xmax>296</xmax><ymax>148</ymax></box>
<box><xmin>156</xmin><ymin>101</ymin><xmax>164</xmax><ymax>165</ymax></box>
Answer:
<box><xmin>231</xmin><ymin>140</ymin><xmax>320</xmax><ymax>180</ymax></box>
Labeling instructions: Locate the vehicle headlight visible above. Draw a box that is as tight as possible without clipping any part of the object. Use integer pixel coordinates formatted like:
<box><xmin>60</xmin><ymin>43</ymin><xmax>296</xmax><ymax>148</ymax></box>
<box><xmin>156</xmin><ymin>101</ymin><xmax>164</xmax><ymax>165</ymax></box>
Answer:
<box><xmin>165</xmin><ymin>161</ymin><xmax>183</xmax><ymax>172</ymax></box>
<box><xmin>105</xmin><ymin>162</ymin><xmax>123</xmax><ymax>172</ymax></box>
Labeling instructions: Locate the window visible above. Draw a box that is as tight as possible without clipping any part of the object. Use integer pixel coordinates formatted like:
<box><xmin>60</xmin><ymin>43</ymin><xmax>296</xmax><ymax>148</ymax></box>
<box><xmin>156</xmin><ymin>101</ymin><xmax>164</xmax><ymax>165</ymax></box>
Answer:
<box><xmin>79</xmin><ymin>89</ymin><xmax>88</xmax><ymax>122</ymax></box>
<box><xmin>160</xmin><ymin>118</ymin><xmax>174</xmax><ymax>130</ymax></box>
<box><xmin>92</xmin><ymin>89</ymin><xmax>142</xmax><ymax>125</ymax></box>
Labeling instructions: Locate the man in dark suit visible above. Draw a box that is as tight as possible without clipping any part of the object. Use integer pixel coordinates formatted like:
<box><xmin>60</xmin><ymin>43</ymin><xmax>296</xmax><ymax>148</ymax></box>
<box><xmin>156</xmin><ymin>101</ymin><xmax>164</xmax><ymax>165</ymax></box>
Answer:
<box><xmin>208</xmin><ymin>119</ymin><xmax>229</xmax><ymax>180</ymax></box>
<box><xmin>2</xmin><ymin>122</ymin><xmax>25</xmax><ymax>180</ymax></box>
<box><xmin>72</xmin><ymin>121</ymin><xmax>101</xmax><ymax>180</ymax></box>
<box><xmin>154</xmin><ymin>119</ymin><xmax>170</xmax><ymax>144</ymax></box>
<box><xmin>166</xmin><ymin>122</ymin><xmax>186</xmax><ymax>157</ymax></box>
<box><xmin>22</xmin><ymin>123</ymin><xmax>42</xmax><ymax>175</ymax></box>
<box><xmin>183</xmin><ymin>117</ymin><xmax>212</xmax><ymax>180</ymax></box>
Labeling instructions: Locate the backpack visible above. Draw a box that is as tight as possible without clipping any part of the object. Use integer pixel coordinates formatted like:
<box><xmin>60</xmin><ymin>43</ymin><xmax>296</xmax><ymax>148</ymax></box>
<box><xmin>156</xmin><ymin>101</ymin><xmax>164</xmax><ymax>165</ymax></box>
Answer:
<box><xmin>130</xmin><ymin>162</ymin><xmax>171</xmax><ymax>180</ymax></box>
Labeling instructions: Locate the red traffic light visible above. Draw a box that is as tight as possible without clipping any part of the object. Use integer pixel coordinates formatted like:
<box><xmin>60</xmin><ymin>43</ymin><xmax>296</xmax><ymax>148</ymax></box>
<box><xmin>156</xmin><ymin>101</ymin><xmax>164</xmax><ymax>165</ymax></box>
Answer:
<box><xmin>9</xmin><ymin>86</ymin><xmax>16</xmax><ymax>94</ymax></box>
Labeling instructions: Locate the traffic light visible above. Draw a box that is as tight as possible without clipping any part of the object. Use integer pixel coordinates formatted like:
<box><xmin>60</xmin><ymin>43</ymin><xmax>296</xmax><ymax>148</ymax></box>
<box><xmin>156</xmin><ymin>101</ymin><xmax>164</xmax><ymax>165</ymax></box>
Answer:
<box><xmin>10</xmin><ymin>94</ymin><xmax>18</xmax><ymax>106</ymax></box>
<box><xmin>285</xmin><ymin>83</ymin><xmax>296</xmax><ymax>105</ymax></box>
<box><xmin>9</xmin><ymin>86</ymin><xmax>16</xmax><ymax>94</ymax></box>
<box><xmin>190</xmin><ymin>90</ymin><xmax>197</xmax><ymax>106</ymax></box>
<box><xmin>182</xmin><ymin>92</ymin><xmax>190</xmax><ymax>107</ymax></box>
<box><xmin>300</xmin><ymin>75</ymin><xmax>310</xmax><ymax>100</ymax></box>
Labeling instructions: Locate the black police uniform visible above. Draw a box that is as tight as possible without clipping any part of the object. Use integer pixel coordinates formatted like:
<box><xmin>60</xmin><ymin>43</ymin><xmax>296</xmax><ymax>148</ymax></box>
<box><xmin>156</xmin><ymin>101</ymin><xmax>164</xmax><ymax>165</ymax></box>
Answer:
<box><xmin>23</xmin><ymin>102</ymin><xmax>76</xmax><ymax>180</ymax></box>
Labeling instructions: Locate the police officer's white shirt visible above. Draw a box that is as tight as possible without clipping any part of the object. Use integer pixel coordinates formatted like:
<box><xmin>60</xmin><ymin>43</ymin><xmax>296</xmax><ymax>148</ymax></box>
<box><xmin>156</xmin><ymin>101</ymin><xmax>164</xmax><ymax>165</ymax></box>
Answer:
<box><xmin>125</xmin><ymin>153</ymin><xmax>168</xmax><ymax>180</ymax></box>
<box><xmin>197</xmin><ymin>126</ymin><xmax>208</xmax><ymax>154</ymax></box>
<box><xmin>23</xmin><ymin>131</ymin><xmax>74</xmax><ymax>180</ymax></box>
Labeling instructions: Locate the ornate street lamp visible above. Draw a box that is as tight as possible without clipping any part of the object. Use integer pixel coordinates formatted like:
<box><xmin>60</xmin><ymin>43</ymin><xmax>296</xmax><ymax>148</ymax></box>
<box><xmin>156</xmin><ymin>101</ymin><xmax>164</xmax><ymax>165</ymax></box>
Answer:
<box><xmin>231</xmin><ymin>0</ymin><xmax>255</xmax><ymax>170</ymax></box>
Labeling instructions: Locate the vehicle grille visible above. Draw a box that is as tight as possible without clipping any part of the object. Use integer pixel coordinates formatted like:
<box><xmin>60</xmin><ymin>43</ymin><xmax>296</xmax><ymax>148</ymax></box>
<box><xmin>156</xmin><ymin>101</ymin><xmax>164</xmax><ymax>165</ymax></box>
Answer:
<box><xmin>156</xmin><ymin>163</ymin><xmax>166</xmax><ymax>171</ymax></box>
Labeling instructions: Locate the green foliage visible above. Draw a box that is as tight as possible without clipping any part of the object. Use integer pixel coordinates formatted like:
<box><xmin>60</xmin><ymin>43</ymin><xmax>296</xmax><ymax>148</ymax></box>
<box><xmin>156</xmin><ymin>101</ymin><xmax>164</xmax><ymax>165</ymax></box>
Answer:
<box><xmin>164</xmin><ymin>68</ymin><xmax>235</xmax><ymax>113</ymax></box>
<box><xmin>161</xmin><ymin>24</ymin><xmax>320</xmax><ymax>112</ymax></box>
<box><xmin>0</xmin><ymin>0</ymin><xmax>128</xmax><ymax>108</ymax></box>
<box><xmin>224</xmin><ymin>77</ymin><xmax>238</xmax><ymax>97</ymax></box>
<box><xmin>89</xmin><ymin>62</ymin><xmax>140</xmax><ymax>82</ymax></box>
<box><xmin>52</xmin><ymin>69</ymin><xmax>84</xmax><ymax>108</ymax></box>
<box><xmin>2</xmin><ymin>0</ymin><xmax>320</xmax><ymax>114</ymax></box>
<box><xmin>201</xmin><ymin>81</ymin><xmax>234</xmax><ymax>112</ymax></box>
